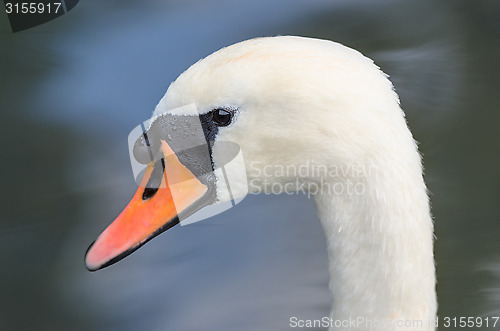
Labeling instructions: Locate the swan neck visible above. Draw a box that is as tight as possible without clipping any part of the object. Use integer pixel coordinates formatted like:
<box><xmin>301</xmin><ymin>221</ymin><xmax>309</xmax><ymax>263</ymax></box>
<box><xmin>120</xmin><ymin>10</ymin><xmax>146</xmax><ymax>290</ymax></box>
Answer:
<box><xmin>313</xmin><ymin>157</ymin><xmax>436</xmax><ymax>330</ymax></box>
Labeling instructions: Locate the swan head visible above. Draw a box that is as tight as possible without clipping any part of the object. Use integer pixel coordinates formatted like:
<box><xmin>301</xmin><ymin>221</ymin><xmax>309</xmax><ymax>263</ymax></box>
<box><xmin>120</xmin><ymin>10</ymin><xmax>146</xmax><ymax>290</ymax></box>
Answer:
<box><xmin>85</xmin><ymin>36</ymin><xmax>411</xmax><ymax>271</ymax></box>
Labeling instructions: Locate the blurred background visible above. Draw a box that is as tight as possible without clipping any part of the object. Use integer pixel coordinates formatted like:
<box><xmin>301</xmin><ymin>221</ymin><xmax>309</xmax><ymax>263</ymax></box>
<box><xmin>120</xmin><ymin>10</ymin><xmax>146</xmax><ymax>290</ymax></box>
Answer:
<box><xmin>1</xmin><ymin>0</ymin><xmax>499</xmax><ymax>330</ymax></box>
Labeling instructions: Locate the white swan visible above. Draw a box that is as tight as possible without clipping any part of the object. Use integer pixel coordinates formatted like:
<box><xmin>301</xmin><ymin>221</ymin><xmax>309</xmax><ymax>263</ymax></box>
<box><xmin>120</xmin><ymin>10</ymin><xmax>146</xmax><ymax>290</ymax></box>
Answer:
<box><xmin>85</xmin><ymin>36</ymin><xmax>436</xmax><ymax>330</ymax></box>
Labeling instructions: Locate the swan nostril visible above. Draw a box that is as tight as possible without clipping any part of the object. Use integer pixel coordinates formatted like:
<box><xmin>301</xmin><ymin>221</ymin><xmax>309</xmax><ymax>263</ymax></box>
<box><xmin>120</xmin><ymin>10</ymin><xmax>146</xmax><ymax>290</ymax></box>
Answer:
<box><xmin>142</xmin><ymin>159</ymin><xmax>166</xmax><ymax>200</ymax></box>
<box><xmin>142</xmin><ymin>187</ymin><xmax>159</xmax><ymax>200</ymax></box>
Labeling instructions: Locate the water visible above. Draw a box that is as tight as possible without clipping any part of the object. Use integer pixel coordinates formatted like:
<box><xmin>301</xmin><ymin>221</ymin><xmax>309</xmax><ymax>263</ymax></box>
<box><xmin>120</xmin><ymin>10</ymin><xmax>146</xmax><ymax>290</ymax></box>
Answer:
<box><xmin>1</xmin><ymin>0</ymin><xmax>499</xmax><ymax>330</ymax></box>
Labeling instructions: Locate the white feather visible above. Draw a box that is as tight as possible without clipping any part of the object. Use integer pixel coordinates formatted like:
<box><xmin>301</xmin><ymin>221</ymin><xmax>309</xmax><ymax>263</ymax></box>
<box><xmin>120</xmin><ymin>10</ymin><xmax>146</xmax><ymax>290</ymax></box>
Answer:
<box><xmin>155</xmin><ymin>36</ymin><xmax>436</xmax><ymax>330</ymax></box>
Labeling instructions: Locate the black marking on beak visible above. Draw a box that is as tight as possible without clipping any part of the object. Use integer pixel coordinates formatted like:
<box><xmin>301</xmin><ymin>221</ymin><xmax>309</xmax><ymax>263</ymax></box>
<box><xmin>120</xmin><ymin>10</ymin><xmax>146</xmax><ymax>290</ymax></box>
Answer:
<box><xmin>142</xmin><ymin>158</ymin><xmax>166</xmax><ymax>200</ymax></box>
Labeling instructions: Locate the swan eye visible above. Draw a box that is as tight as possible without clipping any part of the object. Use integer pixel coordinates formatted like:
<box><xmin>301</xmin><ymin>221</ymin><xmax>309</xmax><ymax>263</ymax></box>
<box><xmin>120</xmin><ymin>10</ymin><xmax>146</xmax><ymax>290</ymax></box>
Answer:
<box><xmin>212</xmin><ymin>108</ymin><xmax>233</xmax><ymax>126</ymax></box>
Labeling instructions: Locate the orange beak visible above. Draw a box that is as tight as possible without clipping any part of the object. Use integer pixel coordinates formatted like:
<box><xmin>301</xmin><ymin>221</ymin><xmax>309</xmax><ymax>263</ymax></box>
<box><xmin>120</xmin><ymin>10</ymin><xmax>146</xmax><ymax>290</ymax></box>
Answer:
<box><xmin>85</xmin><ymin>140</ymin><xmax>208</xmax><ymax>271</ymax></box>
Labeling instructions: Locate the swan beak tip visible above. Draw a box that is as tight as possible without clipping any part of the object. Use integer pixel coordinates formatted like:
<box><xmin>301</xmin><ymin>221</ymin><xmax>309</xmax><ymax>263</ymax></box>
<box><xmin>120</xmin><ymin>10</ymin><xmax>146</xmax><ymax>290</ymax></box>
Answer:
<box><xmin>84</xmin><ymin>140</ymin><xmax>208</xmax><ymax>271</ymax></box>
<box><xmin>84</xmin><ymin>241</ymin><xmax>99</xmax><ymax>272</ymax></box>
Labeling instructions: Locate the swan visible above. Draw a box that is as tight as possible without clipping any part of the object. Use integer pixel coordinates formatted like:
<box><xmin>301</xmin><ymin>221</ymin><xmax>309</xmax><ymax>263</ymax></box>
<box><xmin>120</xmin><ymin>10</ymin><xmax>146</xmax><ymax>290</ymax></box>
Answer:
<box><xmin>85</xmin><ymin>36</ymin><xmax>436</xmax><ymax>330</ymax></box>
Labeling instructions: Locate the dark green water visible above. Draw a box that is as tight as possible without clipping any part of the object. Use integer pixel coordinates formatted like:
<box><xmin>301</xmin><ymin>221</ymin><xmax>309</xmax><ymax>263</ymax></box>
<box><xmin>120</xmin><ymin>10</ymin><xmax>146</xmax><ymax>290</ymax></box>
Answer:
<box><xmin>1</xmin><ymin>1</ymin><xmax>499</xmax><ymax>330</ymax></box>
